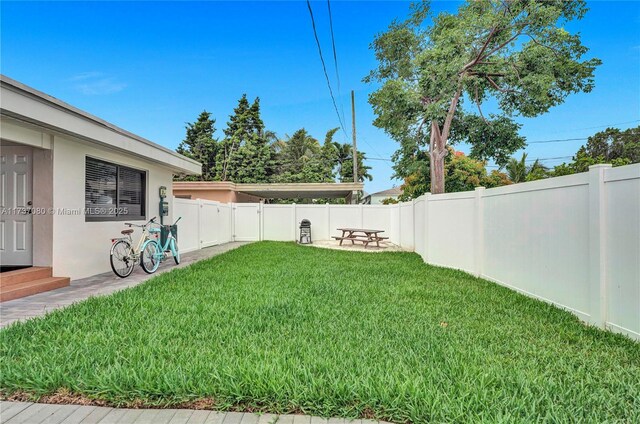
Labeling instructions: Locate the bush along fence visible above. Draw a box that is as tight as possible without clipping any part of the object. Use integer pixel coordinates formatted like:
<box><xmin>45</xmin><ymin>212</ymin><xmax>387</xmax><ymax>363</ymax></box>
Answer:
<box><xmin>174</xmin><ymin>163</ymin><xmax>640</xmax><ymax>341</ymax></box>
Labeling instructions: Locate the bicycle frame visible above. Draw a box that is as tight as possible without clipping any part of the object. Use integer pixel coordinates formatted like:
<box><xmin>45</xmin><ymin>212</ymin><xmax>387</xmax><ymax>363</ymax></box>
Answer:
<box><xmin>111</xmin><ymin>217</ymin><xmax>157</xmax><ymax>260</ymax></box>
<box><xmin>141</xmin><ymin>217</ymin><xmax>181</xmax><ymax>263</ymax></box>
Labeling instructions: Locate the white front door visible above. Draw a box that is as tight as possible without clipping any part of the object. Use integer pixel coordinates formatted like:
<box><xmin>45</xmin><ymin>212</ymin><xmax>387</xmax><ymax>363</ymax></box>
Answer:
<box><xmin>0</xmin><ymin>146</ymin><xmax>33</xmax><ymax>266</ymax></box>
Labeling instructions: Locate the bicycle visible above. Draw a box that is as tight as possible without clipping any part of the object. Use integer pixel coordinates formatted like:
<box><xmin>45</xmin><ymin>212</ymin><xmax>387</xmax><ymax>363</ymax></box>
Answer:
<box><xmin>139</xmin><ymin>217</ymin><xmax>181</xmax><ymax>274</ymax></box>
<box><xmin>109</xmin><ymin>216</ymin><xmax>158</xmax><ymax>278</ymax></box>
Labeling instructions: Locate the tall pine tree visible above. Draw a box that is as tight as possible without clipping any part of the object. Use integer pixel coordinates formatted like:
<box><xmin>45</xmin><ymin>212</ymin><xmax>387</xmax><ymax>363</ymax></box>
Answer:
<box><xmin>216</xmin><ymin>95</ymin><xmax>273</xmax><ymax>182</ymax></box>
<box><xmin>176</xmin><ymin>111</ymin><xmax>218</xmax><ymax>181</ymax></box>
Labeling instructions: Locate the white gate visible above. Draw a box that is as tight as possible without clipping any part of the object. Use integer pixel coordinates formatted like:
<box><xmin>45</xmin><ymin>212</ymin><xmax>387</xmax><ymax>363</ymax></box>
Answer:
<box><xmin>233</xmin><ymin>204</ymin><xmax>260</xmax><ymax>241</ymax></box>
<box><xmin>199</xmin><ymin>200</ymin><xmax>220</xmax><ymax>248</ymax></box>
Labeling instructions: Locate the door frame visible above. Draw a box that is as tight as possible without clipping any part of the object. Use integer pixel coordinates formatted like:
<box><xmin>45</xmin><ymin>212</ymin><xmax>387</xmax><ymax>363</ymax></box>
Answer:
<box><xmin>1</xmin><ymin>145</ymin><xmax>34</xmax><ymax>266</ymax></box>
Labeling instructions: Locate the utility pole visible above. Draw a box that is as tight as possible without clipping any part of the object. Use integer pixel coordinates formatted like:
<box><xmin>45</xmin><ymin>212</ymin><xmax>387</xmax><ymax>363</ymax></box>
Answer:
<box><xmin>351</xmin><ymin>90</ymin><xmax>357</xmax><ymax>184</ymax></box>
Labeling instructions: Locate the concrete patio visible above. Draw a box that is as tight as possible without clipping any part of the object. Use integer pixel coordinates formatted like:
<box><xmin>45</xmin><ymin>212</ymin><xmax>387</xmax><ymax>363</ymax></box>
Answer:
<box><xmin>0</xmin><ymin>242</ymin><xmax>250</xmax><ymax>328</ymax></box>
<box><xmin>304</xmin><ymin>240</ymin><xmax>405</xmax><ymax>253</ymax></box>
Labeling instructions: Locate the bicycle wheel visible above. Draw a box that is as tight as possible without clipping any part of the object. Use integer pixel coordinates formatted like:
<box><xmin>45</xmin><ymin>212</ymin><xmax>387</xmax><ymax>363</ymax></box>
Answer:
<box><xmin>141</xmin><ymin>241</ymin><xmax>161</xmax><ymax>274</ymax></box>
<box><xmin>110</xmin><ymin>240</ymin><xmax>135</xmax><ymax>278</ymax></box>
<box><xmin>172</xmin><ymin>239</ymin><xmax>180</xmax><ymax>265</ymax></box>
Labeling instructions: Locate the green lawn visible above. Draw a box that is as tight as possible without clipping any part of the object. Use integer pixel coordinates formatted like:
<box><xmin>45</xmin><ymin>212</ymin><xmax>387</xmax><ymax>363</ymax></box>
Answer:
<box><xmin>1</xmin><ymin>242</ymin><xmax>639</xmax><ymax>422</ymax></box>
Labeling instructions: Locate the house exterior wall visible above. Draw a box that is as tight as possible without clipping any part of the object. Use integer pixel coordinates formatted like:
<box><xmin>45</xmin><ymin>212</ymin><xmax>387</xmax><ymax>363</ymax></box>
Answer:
<box><xmin>32</xmin><ymin>146</ymin><xmax>54</xmax><ymax>267</ymax></box>
<box><xmin>51</xmin><ymin>135</ymin><xmax>175</xmax><ymax>280</ymax></box>
<box><xmin>369</xmin><ymin>194</ymin><xmax>399</xmax><ymax>204</ymax></box>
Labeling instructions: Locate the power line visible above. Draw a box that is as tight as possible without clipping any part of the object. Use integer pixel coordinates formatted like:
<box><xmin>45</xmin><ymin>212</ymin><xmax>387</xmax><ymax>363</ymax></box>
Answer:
<box><xmin>486</xmin><ymin>156</ymin><xmax>573</xmax><ymax>169</ymax></box>
<box><xmin>538</xmin><ymin>119</ymin><xmax>640</xmax><ymax>135</ymax></box>
<box><xmin>356</xmin><ymin>132</ymin><xmax>396</xmax><ymax>172</ymax></box>
<box><xmin>326</xmin><ymin>0</ymin><xmax>348</xmax><ymax>128</ymax></box>
<box><xmin>305</xmin><ymin>0</ymin><xmax>348</xmax><ymax>140</ymax></box>
<box><xmin>528</xmin><ymin>120</ymin><xmax>639</xmax><ymax>143</ymax></box>
<box><xmin>529</xmin><ymin>137</ymin><xmax>587</xmax><ymax>144</ymax></box>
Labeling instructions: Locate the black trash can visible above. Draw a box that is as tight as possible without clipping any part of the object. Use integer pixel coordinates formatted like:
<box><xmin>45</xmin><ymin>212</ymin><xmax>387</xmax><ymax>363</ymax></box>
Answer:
<box><xmin>299</xmin><ymin>219</ymin><xmax>312</xmax><ymax>244</ymax></box>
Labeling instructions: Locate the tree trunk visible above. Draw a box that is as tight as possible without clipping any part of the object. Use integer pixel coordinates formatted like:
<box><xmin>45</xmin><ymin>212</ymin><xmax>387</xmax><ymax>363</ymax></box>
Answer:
<box><xmin>430</xmin><ymin>148</ymin><xmax>446</xmax><ymax>194</ymax></box>
<box><xmin>430</xmin><ymin>121</ymin><xmax>447</xmax><ymax>194</ymax></box>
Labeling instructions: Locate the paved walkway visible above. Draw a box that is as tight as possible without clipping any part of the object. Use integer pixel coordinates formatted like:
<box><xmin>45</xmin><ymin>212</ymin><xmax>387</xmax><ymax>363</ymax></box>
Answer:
<box><xmin>0</xmin><ymin>402</ymin><xmax>390</xmax><ymax>424</ymax></box>
<box><xmin>0</xmin><ymin>242</ymin><xmax>250</xmax><ymax>328</ymax></box>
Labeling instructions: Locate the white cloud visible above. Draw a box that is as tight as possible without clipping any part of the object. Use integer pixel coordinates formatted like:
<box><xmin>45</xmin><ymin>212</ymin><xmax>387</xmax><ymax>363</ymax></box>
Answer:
<box><xmin>68</xmin><ymin>72</ymin><xmax>127</xmax><ymax>95</ymax></box>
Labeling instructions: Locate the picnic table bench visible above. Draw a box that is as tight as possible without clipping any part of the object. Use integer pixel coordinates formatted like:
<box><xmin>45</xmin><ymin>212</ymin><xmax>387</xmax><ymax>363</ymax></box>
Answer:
<box><xmin>332</xmin><ymin>228</ymin><xmax>389</xmax><ymax>248</ymax></box>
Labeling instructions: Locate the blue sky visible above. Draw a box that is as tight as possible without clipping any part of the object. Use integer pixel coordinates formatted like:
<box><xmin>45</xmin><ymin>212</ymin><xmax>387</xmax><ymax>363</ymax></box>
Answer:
<box><xmin>2</xmin><ymin>1</ymin><xmax>639</xmax><ymax>193</ymax></box>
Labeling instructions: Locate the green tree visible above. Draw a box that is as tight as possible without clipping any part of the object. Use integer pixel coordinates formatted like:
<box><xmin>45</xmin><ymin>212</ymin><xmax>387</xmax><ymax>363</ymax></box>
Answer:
<box><xmin>505</xmin><ymin>153</ymin><xmax>549</xmax><ymax>183</ymax></box>
<box><xmin>367</xmin><ymin>0</ymin><xmax>601</xmax><ymax>193</ymax></box>
<box><xmin>334</xmin><ymin>143</ymin><xmax>372</xmax><ymax>182</ymax></box>
<box><xmin>176</xmin><ymin>111</ymin><xmax>218</xmax><ymax>181</ymax></box>
<box><xmin>399</xmin><ymin>148</ymin><xmax>510</xmax><ymax>200</ymax></box>
<box><xmin>505</xmin><ymin>153</ymin><xmax>528</xmax><ymax>183</ymax></box>
<box><xmin>526</xmin><ymin>159</ymin><xmax>549</xmax><ymax>181</ymax></box>
<box><xmin>271</xmin><ymin>128</ymin><xmax>338</xmax><ymax>184</ymax></box>
<box><xmin>320</xmin><ymin>128</ymin><xmax>340</xmax><ymax>181</ymax></box>
<box><xmin>216</xmin><ymin>95</ymin><xmax>273</xmax><ymax>182</ymax></box>
<box><xmin>551</xmin><ymin>126</ymin><xmax>640</xmax><ymax>176</ymax></box>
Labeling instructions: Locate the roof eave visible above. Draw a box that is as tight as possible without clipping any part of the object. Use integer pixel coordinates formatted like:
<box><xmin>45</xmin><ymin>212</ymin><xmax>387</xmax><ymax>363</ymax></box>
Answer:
<box><xmin>0</xmin><ymin>75</ymin><xmax>202</xmax><ymax>175</ymax></box>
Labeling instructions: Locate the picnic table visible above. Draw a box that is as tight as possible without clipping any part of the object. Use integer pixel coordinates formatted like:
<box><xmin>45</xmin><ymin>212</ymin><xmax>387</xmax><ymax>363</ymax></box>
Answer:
<box><xmin>333</xmin><ymin>228</ymin><xmax>389</xmax><ymax>248</ymax></box>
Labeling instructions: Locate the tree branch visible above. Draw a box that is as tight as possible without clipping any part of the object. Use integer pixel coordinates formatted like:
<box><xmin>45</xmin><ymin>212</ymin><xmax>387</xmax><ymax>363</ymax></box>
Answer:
<box><xmin>479</xmin><ymin>27</ymin><xmax>526</xmax><ymax>62</ymax></box>
<box><xmin>441</xmin><ymin>86</ymin><xmax>462</xmax><ymax>143</ymax></box>
<box><xmin>460</xmin><ymin>26</ymin><xmax>499</xmax><ymax>73</ymax></box>
<box><xmin>485</xmin><ymin>75</ymin><xmax>521</xmax><ymax>95</ymax></box>
<box><xmin>474</xmin><ymin>86</ymin><xmax>489</xmax><ymax>124</ymax></box>
<box><xmin>524</xmin><ymin>33</ymin><xmax>563</xmax><ymax>57</ymax></box>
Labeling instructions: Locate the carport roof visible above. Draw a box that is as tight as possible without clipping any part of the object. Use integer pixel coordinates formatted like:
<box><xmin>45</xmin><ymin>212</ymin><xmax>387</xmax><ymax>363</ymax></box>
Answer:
<box><xmin>173</xmin><ymin>181</ymin><xmax>364</xmax><ymax>199</ymax></box>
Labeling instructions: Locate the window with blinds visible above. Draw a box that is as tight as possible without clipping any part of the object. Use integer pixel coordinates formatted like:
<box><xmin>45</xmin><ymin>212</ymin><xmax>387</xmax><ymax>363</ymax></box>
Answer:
<box><xmin>85</xmin><ymin>157</ymin><xmax>146</xmax><ymax>221</ymax></box>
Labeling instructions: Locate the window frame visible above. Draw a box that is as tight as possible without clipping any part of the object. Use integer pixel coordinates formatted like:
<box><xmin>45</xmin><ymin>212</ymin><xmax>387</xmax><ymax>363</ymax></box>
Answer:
<box><xmin>85</xmin><ymin>156</ymin><xmax>148</xmax><ymax>222</ymax></box>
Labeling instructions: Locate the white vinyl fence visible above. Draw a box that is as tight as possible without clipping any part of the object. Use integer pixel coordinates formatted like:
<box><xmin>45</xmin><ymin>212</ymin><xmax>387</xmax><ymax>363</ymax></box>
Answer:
<box><xmin>173</xmin><ymin>198</ymin><xmax>233</xmax><ymax>252</ymax></box>
<box><xmin>174</xmin><ymin>163</ymin><xmax>640</xmax><ymax>340</ymax></box>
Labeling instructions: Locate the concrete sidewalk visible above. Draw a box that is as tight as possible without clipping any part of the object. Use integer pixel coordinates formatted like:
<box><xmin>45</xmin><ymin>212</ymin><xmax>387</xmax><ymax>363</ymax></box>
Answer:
<box><xmin>0</xmin><ymin>242</ymin><xmax>250</xmax><ymax>328</ymax></box>
<box><xmin>0</xmin><ymin>402</ymin><xmax>391</xmax><ymax>424</ymax></box>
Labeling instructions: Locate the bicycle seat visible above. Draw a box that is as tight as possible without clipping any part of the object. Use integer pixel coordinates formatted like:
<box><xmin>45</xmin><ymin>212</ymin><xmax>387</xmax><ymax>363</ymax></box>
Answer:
<box><xmin>121</xmin><ymin>229</ymin><xmax>134</xmax><ymax>235</ymax></box>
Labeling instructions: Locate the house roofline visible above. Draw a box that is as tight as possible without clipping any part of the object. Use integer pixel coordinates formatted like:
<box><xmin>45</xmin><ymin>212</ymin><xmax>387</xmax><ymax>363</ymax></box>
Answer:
<box><xmin>0</xmin><ymin>74</ymin><xmax>201</xmax><ymax>175</ymax></box>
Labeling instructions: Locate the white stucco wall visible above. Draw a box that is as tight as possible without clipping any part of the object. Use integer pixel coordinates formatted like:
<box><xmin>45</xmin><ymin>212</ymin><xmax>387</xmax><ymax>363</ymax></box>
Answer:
<box><xmin>51</xmin><ymin>135</ymin><xmax>175</xmax><ymax>280</ymax></box>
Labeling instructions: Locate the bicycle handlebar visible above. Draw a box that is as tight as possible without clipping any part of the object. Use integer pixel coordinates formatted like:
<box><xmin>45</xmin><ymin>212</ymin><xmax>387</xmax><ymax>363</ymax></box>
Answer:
<box><xmin>124</xmin><ymin>217</ymin><xmax>157</xmax><ymax>228</ymax></box>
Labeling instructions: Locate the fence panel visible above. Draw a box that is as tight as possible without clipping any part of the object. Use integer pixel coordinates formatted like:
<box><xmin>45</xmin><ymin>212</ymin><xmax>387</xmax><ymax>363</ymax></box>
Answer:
<box><xmin>328</xmin><ymin>205</ymin><xmax>362</xmax><ymax>238</ymax></box>
<box><xmin>389</xmin><ymin>204</ymin><xmax>400</xmax><ymax>245</ymax></box>
<box><xmin>399</xmin><ymin>202</ymin><xmax>414</xmax><ymax>249</ymax></box>
<box><xmin>362</xmin><ymin>205</ymin><xmax>391</xmax><ymax>234</ymax></box>
<box><xmin>427</xmin><ymin>192</ymin><xmax>476</xmax><ymax>274</ymax></box>
<box><xmin>233</xmin><ymin>203</ymin><xmax>260</xmax><ymax>241</ymax></box>
<box><xmin>295</xmin><ymin>205</ymin><xmax>330</xmax><ymax>242</ymax></box>
<box><xmin>263</xmin><ymin>205</ymin><xmax>295</xmax><ymax>241</ymax></box>
<box><xmin>199</xmin><ymin>200</ymin><xmax>220</xmax><ymax>248</ymax></box>
<box><xmin>413</xmin><ymin>197</ymin><xmax>426</xmax><ymax>260</ymax></box>
<box><xmin>482</xmin><ymin>174</ymin><xmax>591</xmax><ymax>320</ymax></box>
<box><xmin>173</xmin><ymin>198</ymin><xmax>200</xmax><ymax>253</ymax></box>
<box><xmin>604</xmin><ymin>165</ymin><xmax>640</xmax><ymax>339</ymax></box>
<box><xmin>218</xmin><ymin>203</ymin><xmax>232</xmax><ymax>243</ymax></box>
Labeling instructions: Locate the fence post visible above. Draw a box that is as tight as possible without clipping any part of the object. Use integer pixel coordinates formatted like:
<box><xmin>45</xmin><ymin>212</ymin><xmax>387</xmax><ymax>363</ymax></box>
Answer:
<box><xmin>423</xmin><ymin>193</ymin><xmax>431</xmax><ymax>262</ymax></box>
<box><xmin>359</xmin><ymin>203</ymin><xmax>364</xmax><ymax>228</ymax></box>
<box><xmin>474</xmin><ymin>187</ymin><xmax>485</xmax><ymax>278</ymax></box>
<box><xmin>231</xmin><ymin>202</ymin><xmax>236</xmax><ymax>242</ymax></box>
<box><xmin>198</xmin><ymin>199</ymin><xmax>203</xmax><ymax>250</ymax></box>
<box><xmin>326</xmin><ymin>203</ymin><xmax>331</xmax><ymax>240</ymax></box>
<box><xmin>259</xmin><ymin>202</ymin><xmax>264</xmax><ymax>242</ymax></box>
<box><xmin>588</xmin><ymin>164</ymin><xmax>611</xmax><ymax>328</ymax></box>
<box><xmin>292</xmin><ymin>203</ymin><xmax>297</xmax><ymax>242</ymax></box>
<box><xmin>411</xmin><ymin>199</ymin><xmax>416</xmax><ymax>249</ymax></box>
